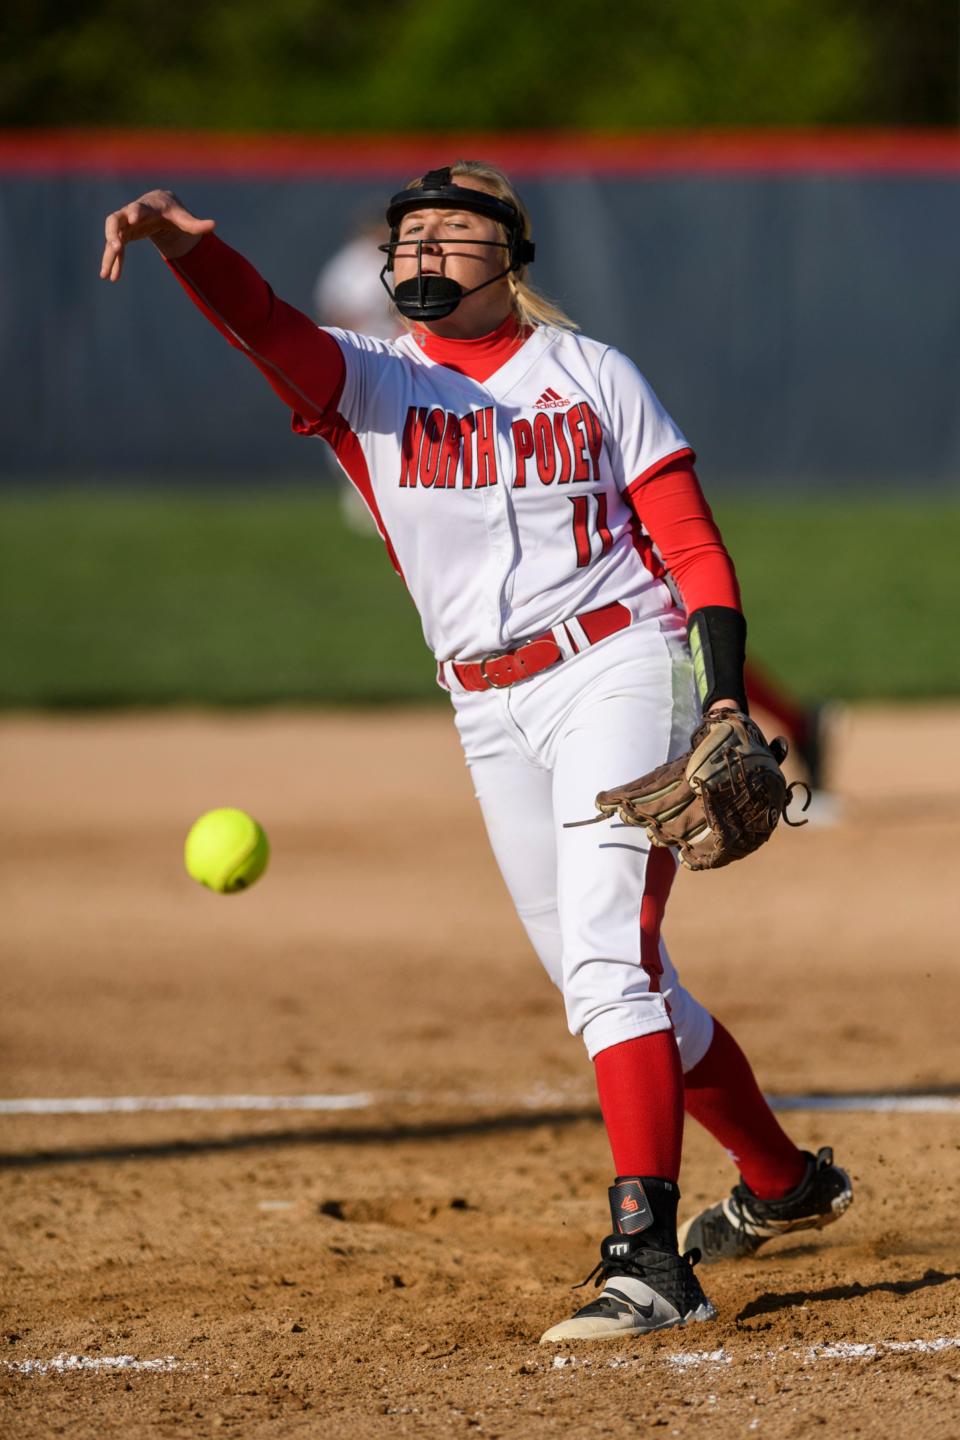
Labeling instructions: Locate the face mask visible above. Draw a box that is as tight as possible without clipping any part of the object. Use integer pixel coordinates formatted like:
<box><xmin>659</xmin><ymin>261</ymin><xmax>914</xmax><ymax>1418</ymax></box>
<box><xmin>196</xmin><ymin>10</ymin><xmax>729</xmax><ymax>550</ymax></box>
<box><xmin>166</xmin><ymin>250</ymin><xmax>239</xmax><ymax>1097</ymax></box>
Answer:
<box><xmin>379</xmin><ymin>167</ymin><xmax>535</xmax><ymax>322</ymax></box>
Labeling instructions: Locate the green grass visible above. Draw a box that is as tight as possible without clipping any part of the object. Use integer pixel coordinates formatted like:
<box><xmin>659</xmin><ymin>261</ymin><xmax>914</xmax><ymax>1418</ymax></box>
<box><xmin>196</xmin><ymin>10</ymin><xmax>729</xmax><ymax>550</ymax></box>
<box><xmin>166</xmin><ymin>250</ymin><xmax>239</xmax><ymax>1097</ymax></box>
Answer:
<box><xmin>713</xmin><ymin>496</ymin><xmax>960</xmax><ymax>702</ymax></box>
<box><xmin>0</xmin><ymin>492</ymin><xmax>435</xmax><ymax>706</ymax></box>
<box><xmin>1</xmin><ymin>491</ymin><xmax>957</xmax><ymax>706</ymax></box>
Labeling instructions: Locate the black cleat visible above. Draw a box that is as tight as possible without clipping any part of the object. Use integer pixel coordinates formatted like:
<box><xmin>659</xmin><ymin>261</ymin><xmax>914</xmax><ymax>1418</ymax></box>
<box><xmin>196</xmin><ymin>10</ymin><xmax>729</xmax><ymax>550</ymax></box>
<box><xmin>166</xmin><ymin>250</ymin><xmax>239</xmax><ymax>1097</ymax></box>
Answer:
<box><xmin>539</xmin><ymin>1238</ymin><xmax>716</xmax><ymax>1342</ymax></box>
<box><xmin>540</xmin><ymin>1176</ymin><xmax>716</xmax><ymax>1343</ymax></box>
<box><xmin>677</xmin><ymin>1147</ymin><xmax>854</xmax><ymax>1264</ymax></box>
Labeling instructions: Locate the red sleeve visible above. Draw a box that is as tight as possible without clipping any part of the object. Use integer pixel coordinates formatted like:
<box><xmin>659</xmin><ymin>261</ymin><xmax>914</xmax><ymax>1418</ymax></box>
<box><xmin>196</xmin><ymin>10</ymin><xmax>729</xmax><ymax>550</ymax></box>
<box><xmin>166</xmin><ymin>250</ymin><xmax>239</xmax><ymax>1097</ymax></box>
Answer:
<box><xmin>166</xmin><ymin>233</ymin><xmax>346</xmax><ymax>426</ymax></box>
<box><xmin>625</xmin><ymin>455</ymin><xmax>742</xmax><ymax>615</ymax></box>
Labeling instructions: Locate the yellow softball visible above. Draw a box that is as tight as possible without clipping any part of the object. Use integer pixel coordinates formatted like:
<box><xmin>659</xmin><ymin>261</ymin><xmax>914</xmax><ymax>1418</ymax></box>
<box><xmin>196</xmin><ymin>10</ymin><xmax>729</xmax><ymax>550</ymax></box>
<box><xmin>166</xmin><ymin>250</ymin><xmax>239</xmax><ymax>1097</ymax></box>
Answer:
<box><xmin>184</xmin><ymin>807</ymin><xmax>270</xmax><ymax>894</ymax></box>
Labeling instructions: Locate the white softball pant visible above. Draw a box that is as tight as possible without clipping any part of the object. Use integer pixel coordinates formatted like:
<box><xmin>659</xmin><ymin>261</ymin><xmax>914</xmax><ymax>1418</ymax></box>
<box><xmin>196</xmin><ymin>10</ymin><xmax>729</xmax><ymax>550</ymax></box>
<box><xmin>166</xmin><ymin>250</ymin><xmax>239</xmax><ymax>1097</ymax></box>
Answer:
<box><xmin>451</xmin><ymin>619</ymin><xmax>715</xmax><ymax>1068</ymax></box>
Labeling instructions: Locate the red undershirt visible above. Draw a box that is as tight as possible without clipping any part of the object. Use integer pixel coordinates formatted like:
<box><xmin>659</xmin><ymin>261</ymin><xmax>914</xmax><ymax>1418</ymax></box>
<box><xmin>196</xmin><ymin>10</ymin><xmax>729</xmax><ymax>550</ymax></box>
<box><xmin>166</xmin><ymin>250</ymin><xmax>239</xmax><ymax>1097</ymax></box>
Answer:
<box><xmin>408</xmin><ymin>311</ymin><xmax>530</xmax><ymax>383</ymax></box>
<box><xmin>169</xmin><ymin>233</ymin><xmax>741</xmax><ymax>616</ymax></box>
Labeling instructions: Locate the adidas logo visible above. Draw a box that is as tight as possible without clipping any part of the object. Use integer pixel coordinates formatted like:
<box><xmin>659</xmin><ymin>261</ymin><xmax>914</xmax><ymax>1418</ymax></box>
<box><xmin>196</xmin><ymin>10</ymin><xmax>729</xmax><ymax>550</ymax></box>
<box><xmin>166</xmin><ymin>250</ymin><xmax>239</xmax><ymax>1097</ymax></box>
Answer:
<box><xmin>620</xmin><ymin>1195</ymin><xmax>640</xmax><ymax>1213</ymax></box>
<box><xmin>533</xmin><ymin>387</ymin><xmax>570</xmax><ymax>409</ymax></box>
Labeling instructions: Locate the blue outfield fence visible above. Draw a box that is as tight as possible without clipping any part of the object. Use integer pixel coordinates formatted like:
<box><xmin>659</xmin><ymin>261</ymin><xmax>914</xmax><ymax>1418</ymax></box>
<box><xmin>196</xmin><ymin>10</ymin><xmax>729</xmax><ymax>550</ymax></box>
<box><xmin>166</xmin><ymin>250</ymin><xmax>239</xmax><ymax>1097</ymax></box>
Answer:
<box><xmin>2</xmin><ymin>130</ymin><xmax>960</xmax><ymax>492</ymax></box>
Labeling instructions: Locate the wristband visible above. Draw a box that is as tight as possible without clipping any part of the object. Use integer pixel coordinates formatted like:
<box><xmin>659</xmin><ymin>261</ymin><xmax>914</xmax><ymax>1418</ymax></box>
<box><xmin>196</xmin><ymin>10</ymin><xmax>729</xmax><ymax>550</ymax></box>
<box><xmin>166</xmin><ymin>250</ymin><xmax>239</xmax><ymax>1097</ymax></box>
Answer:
<box><xmin>687</xmin><ymin>606</ymin><xmax>748</xmax><ymax>713</ymax></box>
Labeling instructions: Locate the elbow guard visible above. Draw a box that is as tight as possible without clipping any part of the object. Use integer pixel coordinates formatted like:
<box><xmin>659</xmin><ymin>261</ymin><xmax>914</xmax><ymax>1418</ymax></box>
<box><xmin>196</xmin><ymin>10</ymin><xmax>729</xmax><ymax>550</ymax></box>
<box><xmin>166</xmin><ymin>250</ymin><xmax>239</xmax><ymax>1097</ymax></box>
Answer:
<box><xmin>688</xmin><ymin>606</ymin><xmax>748</xmax><ymax>714</ymax></box>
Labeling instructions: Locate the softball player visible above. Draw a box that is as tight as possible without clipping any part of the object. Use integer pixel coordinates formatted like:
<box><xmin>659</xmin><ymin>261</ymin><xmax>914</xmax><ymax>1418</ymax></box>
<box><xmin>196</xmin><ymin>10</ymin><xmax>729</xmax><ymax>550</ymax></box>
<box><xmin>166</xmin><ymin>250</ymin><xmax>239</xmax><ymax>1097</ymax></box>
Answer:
<box><xmin>101</xmin><ymin>163</ymin><xmax>852</xmax><ymax>1343</ymax></box>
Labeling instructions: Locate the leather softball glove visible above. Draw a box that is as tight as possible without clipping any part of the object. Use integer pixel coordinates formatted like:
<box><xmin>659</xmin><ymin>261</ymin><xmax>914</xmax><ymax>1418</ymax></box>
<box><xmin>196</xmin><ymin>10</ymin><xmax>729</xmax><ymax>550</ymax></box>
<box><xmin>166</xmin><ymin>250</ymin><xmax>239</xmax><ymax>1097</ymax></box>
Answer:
<box><xmin>567</xmin><ymin>709</ymin><xmax>808</xmax><ymax>871</ymax></box>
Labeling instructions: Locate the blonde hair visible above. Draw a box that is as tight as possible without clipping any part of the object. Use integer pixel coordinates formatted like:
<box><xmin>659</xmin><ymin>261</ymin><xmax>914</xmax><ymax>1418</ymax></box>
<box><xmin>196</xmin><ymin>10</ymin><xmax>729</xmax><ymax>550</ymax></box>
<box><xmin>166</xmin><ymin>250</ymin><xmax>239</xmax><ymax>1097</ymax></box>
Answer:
<box><xmin>397</xmin><ymin>159</ymin><xmax>578</xmax><ymax>332</ymax></box>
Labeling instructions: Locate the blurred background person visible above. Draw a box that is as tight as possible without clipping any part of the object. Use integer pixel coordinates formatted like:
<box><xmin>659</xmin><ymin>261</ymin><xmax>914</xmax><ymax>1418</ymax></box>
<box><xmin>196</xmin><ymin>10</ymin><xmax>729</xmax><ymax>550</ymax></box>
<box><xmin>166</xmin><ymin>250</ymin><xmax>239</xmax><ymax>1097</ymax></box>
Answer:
<box><xmin>314</xmin><ymin>215</ymin><xmax>397</xmax><ymax>535</ymax></box>
<box><xmin>313</xmin><ymin>214</ymin><xmax>396</xmax><ymax>341</ymax></box>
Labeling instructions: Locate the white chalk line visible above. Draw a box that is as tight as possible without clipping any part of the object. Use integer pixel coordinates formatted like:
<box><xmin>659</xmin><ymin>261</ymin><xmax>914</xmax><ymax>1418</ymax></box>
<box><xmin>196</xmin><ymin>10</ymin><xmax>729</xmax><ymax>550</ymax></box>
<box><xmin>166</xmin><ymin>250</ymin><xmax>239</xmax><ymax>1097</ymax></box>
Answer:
<box><xmin>0</xmin><ymin>1093</ymin><xmax>374</xmax><ymax>1116</ymax></box>
<box><xmin>551</xmin><ymin>1336</ymin><xmax>960</xmax><ymax>1372</ymax></box>
<box><xmin>9</xmin><ymin>1336</ymin><xmax>958</xmax><ymax>1380</ymax></box>
<box><xmin>771</xmin><ymin>1094</ymin><xmax>960</xmax><ymax>1114</ymax></box>
<box><xmin>4</xmin><ymin>1353</ymin><xmax>191</xmax><ymax>1376</ymax></box>
<box><xmin>1</xmin><ymin>1090</ymin><xmax>959</xmax><ymax>1117</ymax></box>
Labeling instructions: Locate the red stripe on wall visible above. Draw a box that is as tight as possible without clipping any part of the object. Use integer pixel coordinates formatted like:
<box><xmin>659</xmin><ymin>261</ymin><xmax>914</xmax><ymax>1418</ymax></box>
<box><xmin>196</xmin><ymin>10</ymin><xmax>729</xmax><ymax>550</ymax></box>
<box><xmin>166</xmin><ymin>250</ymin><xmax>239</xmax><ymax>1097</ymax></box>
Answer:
<box><xmin>6</xmin><ymin>129</ymin><xmax>960</xmax><ymax>177</ymax></box>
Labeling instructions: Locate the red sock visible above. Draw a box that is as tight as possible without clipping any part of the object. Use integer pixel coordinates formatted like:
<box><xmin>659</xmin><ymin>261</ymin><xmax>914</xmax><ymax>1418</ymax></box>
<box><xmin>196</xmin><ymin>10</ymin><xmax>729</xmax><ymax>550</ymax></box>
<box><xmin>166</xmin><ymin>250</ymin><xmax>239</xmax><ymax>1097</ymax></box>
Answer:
<box><xmin>594</xmin><ymin>1031</ymin><xmax>684</xmax><ymax>1182</ymax></box>
<box><xmin>684</xmin><ymin>1019</ymin><xmax>807</xmax><ymax>1199</ymax></box>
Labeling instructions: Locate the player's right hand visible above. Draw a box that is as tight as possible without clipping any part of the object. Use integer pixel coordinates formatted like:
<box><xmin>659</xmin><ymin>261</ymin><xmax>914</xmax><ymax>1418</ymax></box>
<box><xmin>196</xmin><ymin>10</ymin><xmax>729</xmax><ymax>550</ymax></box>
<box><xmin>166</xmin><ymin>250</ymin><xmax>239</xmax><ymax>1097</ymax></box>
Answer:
<box><xmin>100</xmin><ymin>190</ymin><xmax>215</xmax><ymax>283</ymax></box>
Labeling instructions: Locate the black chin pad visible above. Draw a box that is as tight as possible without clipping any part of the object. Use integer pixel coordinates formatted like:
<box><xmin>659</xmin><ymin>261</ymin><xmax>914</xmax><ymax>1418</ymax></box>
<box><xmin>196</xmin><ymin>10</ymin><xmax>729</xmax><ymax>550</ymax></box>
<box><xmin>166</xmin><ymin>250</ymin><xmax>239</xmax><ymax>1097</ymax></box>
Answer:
<box><xmin>393</xmin><ymin>275</ymin><xmax>464</xmax><ymax>321</ymax></box>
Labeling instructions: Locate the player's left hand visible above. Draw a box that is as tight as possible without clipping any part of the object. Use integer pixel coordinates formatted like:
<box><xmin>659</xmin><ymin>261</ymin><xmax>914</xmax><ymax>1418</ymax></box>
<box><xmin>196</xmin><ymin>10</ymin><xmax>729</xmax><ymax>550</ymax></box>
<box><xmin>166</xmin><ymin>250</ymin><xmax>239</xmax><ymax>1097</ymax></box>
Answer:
<box><xmin>566</xmin><ymin>709</ymin><xmax>809</xmax><ymax>869</ymax></box>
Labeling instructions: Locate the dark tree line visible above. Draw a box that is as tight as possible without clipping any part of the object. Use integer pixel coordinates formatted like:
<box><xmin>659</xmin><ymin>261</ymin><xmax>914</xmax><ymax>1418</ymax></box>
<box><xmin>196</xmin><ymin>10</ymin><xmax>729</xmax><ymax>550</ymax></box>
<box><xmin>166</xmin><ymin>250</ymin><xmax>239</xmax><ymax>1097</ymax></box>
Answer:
<box><xmin>3</xmin><ymin>0</ymin><xmax>959</xmax><ymax>129</ymax></box>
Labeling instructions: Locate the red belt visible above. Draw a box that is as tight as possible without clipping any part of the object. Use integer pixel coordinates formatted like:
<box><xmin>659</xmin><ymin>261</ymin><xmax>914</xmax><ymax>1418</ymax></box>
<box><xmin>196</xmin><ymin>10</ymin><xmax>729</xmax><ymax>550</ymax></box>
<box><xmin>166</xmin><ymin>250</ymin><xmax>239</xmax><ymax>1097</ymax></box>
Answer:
<box><xmin>451</xmin><ymin>601</ymin><xmax>632</xmax><ymax>693</ymax></box>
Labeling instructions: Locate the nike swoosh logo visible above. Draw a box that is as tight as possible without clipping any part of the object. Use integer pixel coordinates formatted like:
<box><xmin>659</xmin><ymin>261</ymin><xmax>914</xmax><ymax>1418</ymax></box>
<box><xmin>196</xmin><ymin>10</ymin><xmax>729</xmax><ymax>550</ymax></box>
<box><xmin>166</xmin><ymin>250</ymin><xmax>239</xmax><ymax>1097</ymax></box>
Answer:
<box><xmin>605</xmin><ymin>1287</ymin><xmax>656</xmax><ymax>1320</ymax></box>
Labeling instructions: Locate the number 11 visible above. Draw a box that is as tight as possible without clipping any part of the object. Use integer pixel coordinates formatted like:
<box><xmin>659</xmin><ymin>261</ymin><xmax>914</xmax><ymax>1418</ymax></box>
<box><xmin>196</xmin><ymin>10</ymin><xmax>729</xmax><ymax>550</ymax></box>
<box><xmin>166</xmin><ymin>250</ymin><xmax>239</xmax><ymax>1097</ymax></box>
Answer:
<box><xmin>569</xmin><ymin>493</ymin><xmax>613</xmax><ymax>567</ymax></box>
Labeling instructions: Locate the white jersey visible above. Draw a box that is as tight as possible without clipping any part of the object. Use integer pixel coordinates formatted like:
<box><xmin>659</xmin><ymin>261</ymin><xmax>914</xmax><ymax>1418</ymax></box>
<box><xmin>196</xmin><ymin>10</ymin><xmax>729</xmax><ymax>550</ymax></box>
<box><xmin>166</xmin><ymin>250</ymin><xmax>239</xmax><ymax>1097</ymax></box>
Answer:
<box><xmin>320</xmin><ymin>324</ymin><xmax>692</xmax><ymax>664</ymax></box>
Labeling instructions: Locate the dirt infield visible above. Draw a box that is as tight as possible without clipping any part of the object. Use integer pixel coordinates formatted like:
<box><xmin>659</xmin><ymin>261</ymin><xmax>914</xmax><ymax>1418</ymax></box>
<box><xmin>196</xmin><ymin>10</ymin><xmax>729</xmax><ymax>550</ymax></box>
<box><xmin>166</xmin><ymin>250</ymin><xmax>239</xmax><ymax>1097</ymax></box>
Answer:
<box><xmin>2</xmin><ymin>705</ymin><xmax>959</xmax><ymax>1438</ymax></box>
